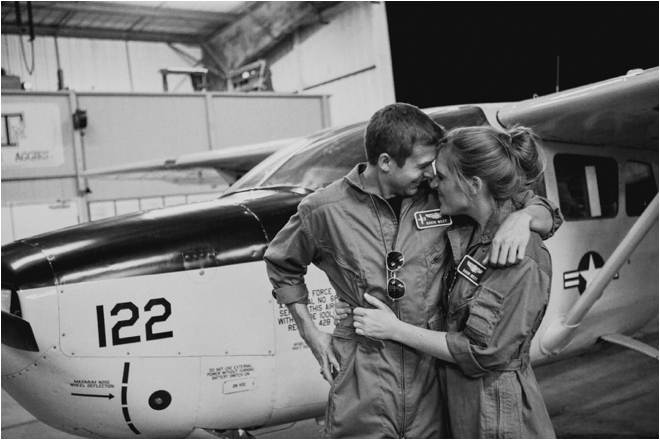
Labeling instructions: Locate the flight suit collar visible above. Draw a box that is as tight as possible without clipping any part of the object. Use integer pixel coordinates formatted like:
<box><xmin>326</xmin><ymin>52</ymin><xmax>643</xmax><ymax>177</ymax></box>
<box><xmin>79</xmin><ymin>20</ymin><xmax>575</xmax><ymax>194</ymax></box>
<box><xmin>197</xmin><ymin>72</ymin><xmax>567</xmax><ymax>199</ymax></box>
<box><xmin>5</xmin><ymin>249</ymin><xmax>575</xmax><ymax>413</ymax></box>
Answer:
<box><xmin>446</xmin><ymin>199</ymin><xmax>516</xmax><ymax>264</ymax></box>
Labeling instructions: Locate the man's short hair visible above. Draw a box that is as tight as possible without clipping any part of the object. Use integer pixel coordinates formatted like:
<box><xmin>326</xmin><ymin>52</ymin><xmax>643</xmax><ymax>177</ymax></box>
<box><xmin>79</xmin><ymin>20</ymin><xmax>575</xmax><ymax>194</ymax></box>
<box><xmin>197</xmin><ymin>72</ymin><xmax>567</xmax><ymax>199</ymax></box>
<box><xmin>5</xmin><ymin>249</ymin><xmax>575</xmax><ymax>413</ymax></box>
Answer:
<box><xmin>364</xmin><ymin>103</ymin><xmax>445</xmax><ymax>167</ymax></box>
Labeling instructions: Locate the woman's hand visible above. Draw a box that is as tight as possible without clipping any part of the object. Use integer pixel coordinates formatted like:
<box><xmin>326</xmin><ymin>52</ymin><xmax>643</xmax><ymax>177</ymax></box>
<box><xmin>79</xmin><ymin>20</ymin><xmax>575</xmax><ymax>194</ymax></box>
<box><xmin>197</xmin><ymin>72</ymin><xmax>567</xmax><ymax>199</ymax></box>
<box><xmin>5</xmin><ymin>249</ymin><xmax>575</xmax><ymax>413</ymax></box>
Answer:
<box><xmin>333</xmin><ymin>301</ymin><xmax>352</xmax><ymax>326</ymax></box>
<box><xmin>486</xmin><ymin>210</ymin><xmax>531</xmax><ymax>267</ymax></box>
<box><xmin>353</xmin><ymin>293</ymin><xmax>400</xmax><ymax>340</ymax></box>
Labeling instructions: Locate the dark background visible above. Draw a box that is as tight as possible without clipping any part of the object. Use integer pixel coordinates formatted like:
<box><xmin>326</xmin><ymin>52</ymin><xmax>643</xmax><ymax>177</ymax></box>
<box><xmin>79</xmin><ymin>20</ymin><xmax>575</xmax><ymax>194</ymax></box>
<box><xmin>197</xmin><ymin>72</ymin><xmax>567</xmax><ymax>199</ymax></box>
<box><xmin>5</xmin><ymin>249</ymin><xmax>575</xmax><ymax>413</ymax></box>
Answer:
<box><xmin>386</xmin><ymin>3</ymin><xmax>659</xmax><ymax>107</ymax></box>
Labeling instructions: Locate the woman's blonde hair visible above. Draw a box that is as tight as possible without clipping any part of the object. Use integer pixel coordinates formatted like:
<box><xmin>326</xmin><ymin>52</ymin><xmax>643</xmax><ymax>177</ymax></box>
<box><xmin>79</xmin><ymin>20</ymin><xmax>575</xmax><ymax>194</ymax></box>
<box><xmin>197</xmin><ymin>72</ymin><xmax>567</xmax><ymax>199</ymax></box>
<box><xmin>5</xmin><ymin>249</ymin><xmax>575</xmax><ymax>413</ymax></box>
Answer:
<box><xmin>439</xmin><ymin>125</ymin><xmax>545</xmax><ymax>201</ymax></box>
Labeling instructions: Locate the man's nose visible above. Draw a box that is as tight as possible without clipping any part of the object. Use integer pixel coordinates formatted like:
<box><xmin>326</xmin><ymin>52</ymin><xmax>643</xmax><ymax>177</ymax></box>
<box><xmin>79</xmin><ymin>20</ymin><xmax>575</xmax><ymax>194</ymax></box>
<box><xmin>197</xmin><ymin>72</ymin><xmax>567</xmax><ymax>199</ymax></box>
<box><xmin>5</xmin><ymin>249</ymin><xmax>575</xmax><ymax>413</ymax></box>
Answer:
<box><xmin>423</xmin><ymin>164</ymin><xmax>435</xmax><ymax>179</ymax></box>
<box><xmin>428</xmin><ymin>175</ymin><xmax>439</xmax><ymax>189</ymax></box>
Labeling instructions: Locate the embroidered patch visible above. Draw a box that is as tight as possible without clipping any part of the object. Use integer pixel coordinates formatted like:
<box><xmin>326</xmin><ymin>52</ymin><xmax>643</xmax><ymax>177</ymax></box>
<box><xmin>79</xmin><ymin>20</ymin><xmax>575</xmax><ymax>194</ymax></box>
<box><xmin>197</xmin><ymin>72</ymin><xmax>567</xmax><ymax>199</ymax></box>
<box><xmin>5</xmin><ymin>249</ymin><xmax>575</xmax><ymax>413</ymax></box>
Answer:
<box><xmin>414</xmin><ymin>209</ymin><xmax>452</xmax><ymax>229</ymax></box>
<box><xmin>457</xmin><ymin>255</ymin><xmax>487</xmax><ymax>286</ymax></box>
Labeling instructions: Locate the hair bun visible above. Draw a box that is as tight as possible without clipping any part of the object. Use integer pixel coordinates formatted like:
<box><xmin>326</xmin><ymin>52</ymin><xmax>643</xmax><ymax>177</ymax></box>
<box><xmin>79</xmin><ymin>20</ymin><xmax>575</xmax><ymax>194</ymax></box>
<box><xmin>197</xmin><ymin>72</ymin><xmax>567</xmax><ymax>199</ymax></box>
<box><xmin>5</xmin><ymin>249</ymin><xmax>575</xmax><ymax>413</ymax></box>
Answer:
<box><xmin>505</xmin><ymin>125</ymin><xmax>545</xmax><ymax>187</ymax></box>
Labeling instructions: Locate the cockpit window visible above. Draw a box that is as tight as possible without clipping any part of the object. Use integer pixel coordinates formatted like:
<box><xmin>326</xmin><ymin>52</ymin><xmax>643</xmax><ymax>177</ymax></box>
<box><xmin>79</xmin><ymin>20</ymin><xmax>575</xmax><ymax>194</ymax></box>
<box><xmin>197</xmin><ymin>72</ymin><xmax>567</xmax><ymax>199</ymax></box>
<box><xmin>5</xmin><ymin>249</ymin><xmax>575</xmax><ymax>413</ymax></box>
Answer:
<box><xmin>227</xmin><ymin>123</ymin><xmax>365</xmax><ymax>193</ymax></box>
<box><xmin>554</xmin><ymin>154</ymin><xmax>618</xmax><ymax>220</ymax></box>
<box><xmin>227</xmin><ymin>106</ymin><xmax>490</xmax><ymax>194</ymax></box>
<box><xmin>625</xmin><ymin>161</ymin><xmax>657</xmax><ymax>216</ymax></box>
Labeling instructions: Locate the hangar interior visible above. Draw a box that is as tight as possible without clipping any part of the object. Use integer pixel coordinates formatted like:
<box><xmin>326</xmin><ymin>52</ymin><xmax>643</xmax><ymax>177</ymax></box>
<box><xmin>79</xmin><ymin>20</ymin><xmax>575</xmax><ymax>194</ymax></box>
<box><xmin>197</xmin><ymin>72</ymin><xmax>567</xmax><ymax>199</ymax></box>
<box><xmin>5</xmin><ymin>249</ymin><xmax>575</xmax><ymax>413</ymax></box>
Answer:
<box><xmin>1</xmin><ymin>1</ymin><xmax>395</xmax><ymax>244</ymax></box>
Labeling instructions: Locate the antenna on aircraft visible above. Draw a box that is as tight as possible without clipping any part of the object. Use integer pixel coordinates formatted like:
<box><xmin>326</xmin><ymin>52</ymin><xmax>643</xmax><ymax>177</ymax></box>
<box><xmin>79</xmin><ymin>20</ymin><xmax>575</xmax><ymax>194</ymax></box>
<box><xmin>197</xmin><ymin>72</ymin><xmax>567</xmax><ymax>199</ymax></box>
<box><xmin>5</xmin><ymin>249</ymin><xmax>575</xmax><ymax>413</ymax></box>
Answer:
<box><xmin>556</xmin><ymin>55</ymin><xmax>560</xmax><ymax>92</ymax></box>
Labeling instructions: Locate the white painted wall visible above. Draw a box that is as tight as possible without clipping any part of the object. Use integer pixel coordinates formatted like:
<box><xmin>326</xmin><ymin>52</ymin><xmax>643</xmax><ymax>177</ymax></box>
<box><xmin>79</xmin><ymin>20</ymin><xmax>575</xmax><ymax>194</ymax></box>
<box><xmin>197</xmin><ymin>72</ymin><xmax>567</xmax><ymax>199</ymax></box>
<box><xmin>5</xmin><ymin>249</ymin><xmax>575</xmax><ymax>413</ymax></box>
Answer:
<box><xmin>1</xmin><ymin>35</ymin><xmax>202</xmax><ymax>93</ymax></box>
<box><xmin>268</xmin><ymin>2</ymin><xmax>395</xmax><ymax>126</ymax></box>
<box><xmin>1</xmin><ymin>2</ymin><xmax>395</xmax><ymax>125</ymax></box>
<box><xmin>1</xmin><ymin>201</ymin><xmax>80</xmax><ymax>245</ymax></box>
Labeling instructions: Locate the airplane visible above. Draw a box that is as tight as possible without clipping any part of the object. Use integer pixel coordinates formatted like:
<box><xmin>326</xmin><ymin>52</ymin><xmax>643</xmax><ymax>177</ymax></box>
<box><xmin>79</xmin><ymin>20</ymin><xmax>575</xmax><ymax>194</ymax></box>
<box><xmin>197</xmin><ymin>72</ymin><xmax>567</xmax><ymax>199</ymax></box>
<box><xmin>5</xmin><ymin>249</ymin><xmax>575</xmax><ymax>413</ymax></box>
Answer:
<box><xmin>2</xmin><ymin>67</ymin><xmax>658</xmax><ymax>439</ymax></box>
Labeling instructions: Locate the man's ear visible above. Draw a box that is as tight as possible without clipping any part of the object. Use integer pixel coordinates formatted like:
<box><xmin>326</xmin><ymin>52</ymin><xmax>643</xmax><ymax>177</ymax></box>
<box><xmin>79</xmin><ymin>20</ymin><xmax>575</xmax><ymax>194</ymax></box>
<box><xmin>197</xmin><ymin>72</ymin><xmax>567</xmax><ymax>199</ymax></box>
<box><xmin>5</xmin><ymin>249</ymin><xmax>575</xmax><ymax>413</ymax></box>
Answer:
<box><xmin>378</xmin><ymin>153</ymin><xmax>392</xmax><ymax>173</ymax></box>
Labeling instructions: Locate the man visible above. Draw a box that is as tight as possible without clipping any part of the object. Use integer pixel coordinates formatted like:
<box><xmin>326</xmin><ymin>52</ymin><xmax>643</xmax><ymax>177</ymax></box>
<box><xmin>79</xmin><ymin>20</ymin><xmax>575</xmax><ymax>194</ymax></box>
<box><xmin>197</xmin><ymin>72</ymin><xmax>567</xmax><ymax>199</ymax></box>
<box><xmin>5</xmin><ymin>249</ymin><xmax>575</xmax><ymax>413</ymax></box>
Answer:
<box><xmin>264</xmin><ymin>103</ymin><xmax>559</xmax><ymax>438</ymax></box>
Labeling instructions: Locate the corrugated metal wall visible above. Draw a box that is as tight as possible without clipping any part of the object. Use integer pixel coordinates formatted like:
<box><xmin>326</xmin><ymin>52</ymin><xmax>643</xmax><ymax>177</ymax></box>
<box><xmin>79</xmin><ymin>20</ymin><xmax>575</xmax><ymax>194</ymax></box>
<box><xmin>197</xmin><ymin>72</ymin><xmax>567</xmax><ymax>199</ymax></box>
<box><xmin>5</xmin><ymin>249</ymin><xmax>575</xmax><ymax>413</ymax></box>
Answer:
<box><xmin>1</xmin><ymin>36</ymin><xmax>202</xmax><ymax>93</ymax></box>
<box><xmin>268</xmin><ymin>2</ymin><xmax>395</xmax><ymax>126</ymax></box>
<box><xmin>1</xmin><ymin>2</ymin><xmax>395</xmax><ymax>125</ymax></box>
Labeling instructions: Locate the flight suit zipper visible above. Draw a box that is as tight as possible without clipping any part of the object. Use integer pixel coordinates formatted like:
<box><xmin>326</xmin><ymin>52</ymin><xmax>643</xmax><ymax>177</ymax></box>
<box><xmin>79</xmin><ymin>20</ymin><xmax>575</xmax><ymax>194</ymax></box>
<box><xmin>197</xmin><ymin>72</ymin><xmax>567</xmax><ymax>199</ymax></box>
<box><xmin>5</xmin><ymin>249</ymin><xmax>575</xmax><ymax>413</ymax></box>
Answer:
<box><xmin>396</xmin><ymin>200</ymin><xmax>415</xmax><ymax>438</ymax></box>
<box><xmin>372</xmin><ymin>192</ymin><xmax>417</xmax><ymax>438</ymax></box>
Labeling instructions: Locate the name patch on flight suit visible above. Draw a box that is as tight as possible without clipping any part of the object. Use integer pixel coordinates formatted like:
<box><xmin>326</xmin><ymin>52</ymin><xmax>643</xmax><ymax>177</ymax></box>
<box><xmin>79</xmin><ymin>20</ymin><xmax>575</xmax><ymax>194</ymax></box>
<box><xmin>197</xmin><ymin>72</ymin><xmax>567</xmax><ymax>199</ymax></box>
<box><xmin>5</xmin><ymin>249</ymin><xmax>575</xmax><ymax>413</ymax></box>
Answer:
<box><xmin>414</xmin><ymin>209</ymin><xmax>452</xmax><ymax>229</ymax></box>
<box><xmin>457</xmin><ymin>255</ymin><xmax>487</xmax><ymax>286</ymax></box>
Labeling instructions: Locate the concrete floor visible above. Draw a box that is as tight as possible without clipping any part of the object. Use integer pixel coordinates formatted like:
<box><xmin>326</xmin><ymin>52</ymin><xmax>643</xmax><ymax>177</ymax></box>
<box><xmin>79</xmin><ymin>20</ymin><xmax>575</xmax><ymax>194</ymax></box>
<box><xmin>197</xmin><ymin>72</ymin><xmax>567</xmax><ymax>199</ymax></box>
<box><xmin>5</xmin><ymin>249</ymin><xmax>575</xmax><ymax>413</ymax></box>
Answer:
<box><xmin>3</xmin><ymin>332</ymin><xmax>658</xmax><ymax>439</ymax></box>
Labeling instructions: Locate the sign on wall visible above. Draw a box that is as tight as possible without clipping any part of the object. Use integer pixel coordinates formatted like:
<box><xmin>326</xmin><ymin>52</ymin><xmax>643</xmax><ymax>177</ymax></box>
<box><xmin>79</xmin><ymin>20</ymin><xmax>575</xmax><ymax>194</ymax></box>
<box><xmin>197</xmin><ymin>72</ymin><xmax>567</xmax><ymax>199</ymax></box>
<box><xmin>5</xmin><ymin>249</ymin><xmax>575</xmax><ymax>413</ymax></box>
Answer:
<box><xmin>1</xmin><ymin>103</ymin><xmax>65</xmax><ymax>168</ymax></box>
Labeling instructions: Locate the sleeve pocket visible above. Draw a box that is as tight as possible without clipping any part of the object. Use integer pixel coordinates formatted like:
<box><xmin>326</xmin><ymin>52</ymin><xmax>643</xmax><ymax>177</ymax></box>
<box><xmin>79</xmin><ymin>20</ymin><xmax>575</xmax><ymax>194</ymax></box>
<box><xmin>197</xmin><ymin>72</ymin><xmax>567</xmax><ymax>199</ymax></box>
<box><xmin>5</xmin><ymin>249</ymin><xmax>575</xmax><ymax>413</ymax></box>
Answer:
<box><xmin>464</xmin><ymin>285</ymin><xmax>504</xmax><ymax>347</ymax></box>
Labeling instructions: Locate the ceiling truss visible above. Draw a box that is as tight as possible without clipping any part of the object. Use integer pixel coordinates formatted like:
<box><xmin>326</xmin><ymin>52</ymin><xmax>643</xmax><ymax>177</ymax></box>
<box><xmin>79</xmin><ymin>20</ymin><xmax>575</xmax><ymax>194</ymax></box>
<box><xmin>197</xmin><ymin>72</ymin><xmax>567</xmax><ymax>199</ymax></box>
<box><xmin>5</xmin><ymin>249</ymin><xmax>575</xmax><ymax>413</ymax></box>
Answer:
<box><xmin>1</xmin><ymin>1</ymin><xmax>343</xmax><ymax>89</ymax></box>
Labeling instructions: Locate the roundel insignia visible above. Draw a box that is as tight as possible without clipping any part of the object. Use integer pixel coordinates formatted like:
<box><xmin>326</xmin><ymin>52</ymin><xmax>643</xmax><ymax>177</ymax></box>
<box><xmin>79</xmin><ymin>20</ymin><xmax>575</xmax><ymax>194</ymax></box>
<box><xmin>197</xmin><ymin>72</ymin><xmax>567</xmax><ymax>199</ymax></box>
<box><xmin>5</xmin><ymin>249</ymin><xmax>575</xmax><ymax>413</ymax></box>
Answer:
<box><xmin>563</xmin><ymin>251</ymin><xmax>618</xmax><ymax>294</ymax></box>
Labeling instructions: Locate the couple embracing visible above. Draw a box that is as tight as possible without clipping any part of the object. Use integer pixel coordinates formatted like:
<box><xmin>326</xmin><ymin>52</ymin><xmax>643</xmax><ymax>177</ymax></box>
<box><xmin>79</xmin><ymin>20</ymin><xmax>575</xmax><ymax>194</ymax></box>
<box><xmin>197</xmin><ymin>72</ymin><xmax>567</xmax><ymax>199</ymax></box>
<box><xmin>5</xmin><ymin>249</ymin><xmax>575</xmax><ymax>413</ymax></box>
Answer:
<box><xmin>265</xmin><ymin>103</ymin><xmax>561</xmax><ymax>439</ymax></box>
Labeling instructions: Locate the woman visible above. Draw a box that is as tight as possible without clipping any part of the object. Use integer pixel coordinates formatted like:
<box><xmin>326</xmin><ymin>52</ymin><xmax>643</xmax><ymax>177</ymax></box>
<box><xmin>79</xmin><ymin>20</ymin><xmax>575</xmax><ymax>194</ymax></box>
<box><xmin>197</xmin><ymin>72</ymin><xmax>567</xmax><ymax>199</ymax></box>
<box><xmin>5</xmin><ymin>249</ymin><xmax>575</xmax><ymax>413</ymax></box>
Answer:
<box><xmin>351</xmin><ymin>125</ymin><xmax>555</xmax><ymax>438</ymax></box>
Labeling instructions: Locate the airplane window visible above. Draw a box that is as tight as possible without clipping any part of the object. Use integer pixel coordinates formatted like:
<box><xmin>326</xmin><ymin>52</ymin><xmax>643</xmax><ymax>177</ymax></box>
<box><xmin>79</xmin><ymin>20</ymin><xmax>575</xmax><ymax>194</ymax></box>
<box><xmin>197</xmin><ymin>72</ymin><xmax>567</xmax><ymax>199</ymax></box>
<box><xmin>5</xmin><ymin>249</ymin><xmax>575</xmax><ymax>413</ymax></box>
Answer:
<box><xmin>554</xmin><ymin>154</ymin><xmax>618</xmax><ymax>220</ymax></box>
<box><xmin>246</xmin><ymin>124</ymin><xmax>366</xmax><ymax>191</ymax></box>
<box><xmin>625</xmin><ymin>161</ymin><xmax>657</xmax><ymax>216</ymax></box>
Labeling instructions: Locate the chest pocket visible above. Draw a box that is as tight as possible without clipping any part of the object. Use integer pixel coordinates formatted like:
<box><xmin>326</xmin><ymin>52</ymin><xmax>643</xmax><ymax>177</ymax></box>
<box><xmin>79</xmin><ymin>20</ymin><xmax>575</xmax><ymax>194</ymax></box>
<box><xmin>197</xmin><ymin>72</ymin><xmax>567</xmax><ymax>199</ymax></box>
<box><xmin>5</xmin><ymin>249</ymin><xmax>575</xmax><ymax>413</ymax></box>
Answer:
<box><xmin>319</xmin><ymin>243</ymin><xmax>365</xmax><ymax>302</ymax></box>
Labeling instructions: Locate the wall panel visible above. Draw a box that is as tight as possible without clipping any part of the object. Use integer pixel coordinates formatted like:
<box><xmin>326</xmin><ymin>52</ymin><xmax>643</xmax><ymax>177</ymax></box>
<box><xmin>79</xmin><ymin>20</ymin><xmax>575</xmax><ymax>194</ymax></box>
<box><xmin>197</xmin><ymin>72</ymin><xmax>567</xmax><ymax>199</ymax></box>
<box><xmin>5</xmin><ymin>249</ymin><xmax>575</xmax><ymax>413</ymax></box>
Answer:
<box><xmin>1</xmin><ymin>35</ymin><xmax>201</xmax><ymax>93</ymax></box>
<box><xmin>297</xmin><ymin>3</ymin><xmax>376</xmax><ymax>88</ymax></box>
<box><xmin>10</xmin><ymin>201</ymin><xmax>79</xmax><ymax>240</ymax></box>
<box><xmin>311</xmin><ymin>69</ymin><xmax>389</xmax><ymax>127</ymax></box>
<box><xmin>211</xmin><ymin>95</ymin><xmax>327</xmax><ymax>149</ymax></box>
<box><xmin>58</xmin><ymin>38</ymin><xmax>132</xmax><ymax>92</ymax></box>
<box><xmin>268</xmin><ymin>2</ymin><xmax>395</xmax><ymax>126</ymax></box>
<box><xmin>78</xmin><ymin>93</ymin><xmax>210</xmax><ymax>169</ymax></box>
<box><xmin>1</xmin><ymin>178</ymin><xmax>79</xmax><ymax>203</ymax></box>
<box><xmin>1</xmin><ymin>206</ymin><xmax>15</xmax><ymax>245</ymax></box>
<box><xmin>1</xmin><ymin>35</ymin><xmax>58</xmax><ymax>91</ymax></box>
<box><xmin>128</xmin><ymin>42</ymin><xmax>201</xmax><ymax>93</ymax></box>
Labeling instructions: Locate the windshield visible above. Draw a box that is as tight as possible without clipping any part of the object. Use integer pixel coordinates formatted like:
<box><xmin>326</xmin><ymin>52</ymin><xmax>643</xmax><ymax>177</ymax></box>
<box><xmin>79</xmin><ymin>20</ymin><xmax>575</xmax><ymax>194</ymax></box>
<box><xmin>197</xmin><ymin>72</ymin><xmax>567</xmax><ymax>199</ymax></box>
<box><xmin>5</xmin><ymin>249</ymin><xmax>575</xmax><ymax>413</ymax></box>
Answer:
<box><xmin>227</xmin><ymin>122</ymin><xmax>366</xmax><ymax>193</ymax></box>
<box><xmin>227</xmin><ymin>106</ymin><xmax>489</xmax><ymax>194</ymax></box>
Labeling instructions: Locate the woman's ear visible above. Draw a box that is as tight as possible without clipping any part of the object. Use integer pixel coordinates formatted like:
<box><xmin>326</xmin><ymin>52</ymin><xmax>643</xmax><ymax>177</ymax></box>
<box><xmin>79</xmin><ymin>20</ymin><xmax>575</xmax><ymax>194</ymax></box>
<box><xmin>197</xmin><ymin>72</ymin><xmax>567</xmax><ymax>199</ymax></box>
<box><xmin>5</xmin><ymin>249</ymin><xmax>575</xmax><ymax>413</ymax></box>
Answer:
<box><xmin>378</xmin><ymin>153</ymin><xmax>392</xmax><ymax>173</ymax></box>
<box><xmin>469</xmin><ymin>176</ymin><xmax>483</xmax><ymax>195</ymax></box>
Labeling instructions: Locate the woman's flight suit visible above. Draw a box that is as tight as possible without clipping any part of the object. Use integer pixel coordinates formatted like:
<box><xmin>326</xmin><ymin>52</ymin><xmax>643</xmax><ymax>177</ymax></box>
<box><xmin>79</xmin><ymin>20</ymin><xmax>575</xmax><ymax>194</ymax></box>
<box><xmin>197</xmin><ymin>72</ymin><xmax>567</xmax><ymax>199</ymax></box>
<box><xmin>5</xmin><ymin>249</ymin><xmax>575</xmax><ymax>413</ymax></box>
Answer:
<box><xmin>440</xmin><ymin>199</ymin><xmax>556</xmax><ymax>439</ymax></box>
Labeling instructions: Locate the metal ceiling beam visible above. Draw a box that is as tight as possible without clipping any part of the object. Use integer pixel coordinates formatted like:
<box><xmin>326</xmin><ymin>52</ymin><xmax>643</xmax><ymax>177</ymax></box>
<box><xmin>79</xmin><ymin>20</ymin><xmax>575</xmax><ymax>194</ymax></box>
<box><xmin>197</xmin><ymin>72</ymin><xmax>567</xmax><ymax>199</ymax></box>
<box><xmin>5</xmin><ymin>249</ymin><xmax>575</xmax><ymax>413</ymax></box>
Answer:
<box><xmin>1</xmin><ymin>23</ymin><xmax>201</xmax><ymax>45</ymax></box>
<box><xmin>28</xmin><ymin>1</ymin><xmax>239</xmax><ymax>24</ymax></box>
<box><xmin>204</xmin><ymin>1</ymin><xmax>341</xmax><ymax>71</ymax></box>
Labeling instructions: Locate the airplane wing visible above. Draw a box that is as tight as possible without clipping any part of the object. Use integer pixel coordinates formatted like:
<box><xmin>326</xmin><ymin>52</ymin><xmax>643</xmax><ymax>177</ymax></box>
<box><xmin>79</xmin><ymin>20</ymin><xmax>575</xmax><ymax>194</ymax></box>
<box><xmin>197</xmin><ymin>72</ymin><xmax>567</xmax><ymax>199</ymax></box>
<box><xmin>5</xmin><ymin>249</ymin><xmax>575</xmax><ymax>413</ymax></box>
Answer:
<box><xmin>498</xmin><ymin>67</ymin><xmax>659</xmax><ymax>150</ymax></box>
<box><xmin>82</xmin><ymin>137</ymin><xmax>300</xmax><ymax>186</ymax></box>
